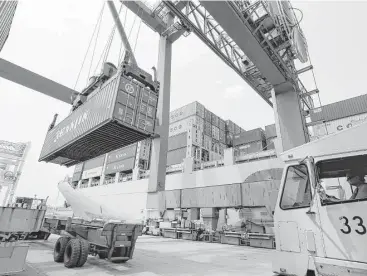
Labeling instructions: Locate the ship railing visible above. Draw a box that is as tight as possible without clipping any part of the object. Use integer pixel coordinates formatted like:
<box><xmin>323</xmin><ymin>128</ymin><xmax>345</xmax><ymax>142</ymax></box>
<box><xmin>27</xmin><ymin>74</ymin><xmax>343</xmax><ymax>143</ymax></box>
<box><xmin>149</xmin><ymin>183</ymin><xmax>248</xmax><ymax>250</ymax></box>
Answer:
<box><xmin>235</xmin><ymin>148</ymin><xmax>277</xmax><ymax>164</ymax></box>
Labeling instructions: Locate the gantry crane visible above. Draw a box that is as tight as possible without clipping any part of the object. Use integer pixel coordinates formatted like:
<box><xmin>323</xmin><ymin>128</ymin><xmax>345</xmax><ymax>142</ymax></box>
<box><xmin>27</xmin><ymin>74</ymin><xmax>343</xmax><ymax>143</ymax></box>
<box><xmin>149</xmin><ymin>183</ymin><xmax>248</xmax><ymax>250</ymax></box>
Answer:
<box><xmin>0</xmin><ymin>0</ymin><xmax>318</xmax><ymax>219</ymax></box>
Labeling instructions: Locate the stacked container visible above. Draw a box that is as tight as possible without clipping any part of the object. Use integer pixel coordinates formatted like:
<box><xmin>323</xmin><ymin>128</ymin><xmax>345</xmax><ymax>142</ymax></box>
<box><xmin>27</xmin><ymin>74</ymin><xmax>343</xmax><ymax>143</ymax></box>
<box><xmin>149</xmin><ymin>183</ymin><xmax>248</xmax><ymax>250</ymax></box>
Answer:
<box><xmin>265</xmin><ymin>124</ymin><xmax>277</xmax><ymax>150</ymax></box>
<box><xmin>233</xmin><ymin>128</ymin><xmax>266</xmax><ymax>155</ymax></box>
<box><xmin>225</xmin><ymin>120</ymin><xmax>245</xmax><ymax>147</ymax></box>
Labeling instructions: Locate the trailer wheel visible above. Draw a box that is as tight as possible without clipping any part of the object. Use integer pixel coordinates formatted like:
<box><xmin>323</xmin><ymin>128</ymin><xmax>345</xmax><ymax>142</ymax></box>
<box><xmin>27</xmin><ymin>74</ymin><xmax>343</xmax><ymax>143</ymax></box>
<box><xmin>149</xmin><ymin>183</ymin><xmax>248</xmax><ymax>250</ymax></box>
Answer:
<box><xmin>64</xmin><ymin>239</ymin><xmax>81</xmax><ymax>268</ymax></box>
<box><xmin>54</xmin><ymin>236</ymin><xmax>70</xmax><ymax>263</ymax></box>
<box><xmin>76</xmin><ymin>239</ymin><xmax>89</xmax><ymax>267</ymax></box>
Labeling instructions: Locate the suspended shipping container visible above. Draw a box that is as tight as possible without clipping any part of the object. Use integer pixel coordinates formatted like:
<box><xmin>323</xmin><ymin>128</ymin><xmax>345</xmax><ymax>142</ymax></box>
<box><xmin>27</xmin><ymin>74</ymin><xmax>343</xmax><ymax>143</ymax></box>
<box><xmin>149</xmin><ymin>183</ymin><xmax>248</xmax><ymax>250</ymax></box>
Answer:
<box><xmin>236</xmin><ymin>140</ymin><xmax>266</xmax><ymax>155</ymax></box>
<box><xmin>39</xmin><ymin>73</ymin><xmax>159</xmax><ymax>166</ymax></box>
<box><xmin>0</xmin><ymin>1</ymin><xmax>18</xmax><ymax>52</ymax></box>
<box><xmin>170</xmin><ymin>101</ymin><xmax>205</xmax><ymax>123</ymax></box>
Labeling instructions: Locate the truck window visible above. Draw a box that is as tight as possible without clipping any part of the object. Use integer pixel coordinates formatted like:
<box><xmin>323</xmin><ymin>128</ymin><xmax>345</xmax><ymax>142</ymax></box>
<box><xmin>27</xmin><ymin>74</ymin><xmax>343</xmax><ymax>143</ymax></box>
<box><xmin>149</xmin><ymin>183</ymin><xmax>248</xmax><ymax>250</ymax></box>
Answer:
<box><xmin>280</xmin><ymin>164</ymin><xmax>312</xmax><ymax>210</ymax></box>
<box><xmin>317</xmin><ymin>154</ymin><xmax>367</xmax><ymax>205</ymax></box>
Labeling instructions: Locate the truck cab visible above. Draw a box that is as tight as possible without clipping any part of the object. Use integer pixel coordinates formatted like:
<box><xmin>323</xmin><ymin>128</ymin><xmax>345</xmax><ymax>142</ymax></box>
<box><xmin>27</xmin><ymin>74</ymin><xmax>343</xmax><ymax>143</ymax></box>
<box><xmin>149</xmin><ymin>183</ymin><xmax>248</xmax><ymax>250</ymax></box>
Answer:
<box><xmin>272</xmin><ymin>121</ymin><xmax>367</xmax><ymax>276</ymax></box>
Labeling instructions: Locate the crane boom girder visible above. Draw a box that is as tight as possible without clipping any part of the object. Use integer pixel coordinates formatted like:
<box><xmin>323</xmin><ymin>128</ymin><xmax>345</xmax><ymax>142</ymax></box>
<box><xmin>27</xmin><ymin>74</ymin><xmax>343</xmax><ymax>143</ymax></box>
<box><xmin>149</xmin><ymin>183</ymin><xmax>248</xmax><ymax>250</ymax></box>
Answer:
<box><xmin>0</xmin><ymin>58</ymin><xmax>77</xmax><ymax>104</ymax></box>
<box><xmin>199</xmin><ymin>1</ymin><xmax>287</xmax><ymax>87</ymax></box>
<box><xmin>163</xmin><ymin>1</ymin><xmax>272</xmax><ymax>106</ymax></box>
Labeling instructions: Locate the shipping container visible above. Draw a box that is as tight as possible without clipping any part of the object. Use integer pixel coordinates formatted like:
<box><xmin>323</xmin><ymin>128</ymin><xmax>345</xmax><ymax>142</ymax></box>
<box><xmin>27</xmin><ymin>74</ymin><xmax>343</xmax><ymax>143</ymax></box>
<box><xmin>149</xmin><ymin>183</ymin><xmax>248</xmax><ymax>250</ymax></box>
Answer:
<box><xmin>211</xmin><ymin>141</ymin><xmax>220</xmax><ymax>154</ymax></box>
<box><xmin>106</xmin><ymin>143</ymin><xmax>137</xmax><ymax>164</ymax></box>
<box><xmin>74</xmin><ymin>162</ymin><xmax>84</xmax><ymax>173</ymax></box>
<box><xmin>82</xmin><ymin>166</ymin><xmax>103</xmax><ymax>179</ymax></box>
<box><xmin>203</xmin><ymin>135</ymin><xmax>212</xmax><ymax>151</ymax></box>
<box><xmin>204</xmin><ymin>109</ymin><xmax>212</xmax><ymax>122</ymax></box>
<box><xmin>188</xmin><ymin>127</ymin><xmax>203</xmax><ymax>147</ymax></box>
<box><xmin>84</xmin><ymin>155</ymin><xmax>105</xmax><ymax>170</ymax></box>
<box><xmin>211</xmin><ymin>113</ymin><xmax>219</xmax><ymax>127</ymax></box>
<box><xmin>72</xmin><ymin>171</ymin><xmax>82</xmax><ymax>182</ymax></box>
<box><xmin>266</xmin><ymin>137</ymin><xmax>276</xmax><ymax>150</ymax></box>
<box><xmin>0</xmin><ymin>1</ymin><xmax>17</xmax><ymax>52</ymax></box>
<box><xmin>225</xmin><ymin>120</ymin><xmax>235</xmax><ymax>133</ymax></box>
<box><xmin>237</xmin><ymin>140</ymin><xmax>265</xmax><ymax>155</ymax></box>
<box><xmin>311</xmin><ymin>112</ymin><xmax>367</xmax><ymax>139</ymax></box>
<box><xmin>219</xmin><ymin>129</ymin><xmax>225</xmax><ymax>144</ymax></box>
<box><xmin>209</xmin><ymin>151</ymin><xmax>222</xmax><ymax>161</ymax></box>
<box><xmin>168</xmin><ymin>132</ymin><xmax>187</xmax><ymax>151</ymax></box>
<box><xmin>310</xmin><ymin>94</ymin><xmax>367</xmax><ymax>123</ymax></box>
<box><xmin>218</xmin><ymin>143</ymin><xmax>226</xmax><ymax>155</ymax></box>
<box><xmin>167</xmin><ymin>147</ymin><xmax>187</xmax><ymax>166</ymax></box>
<box><xmin>201</xmin><ymin>149</ymin><xmax>210</xmax><ymax>162</ymax></box>
<box><xmin>39</xmin><ymin>74</ymin><xmax>158</xmax><ymax>166</ymax></box>
<box><xmin>204</xmin><ymin>121</ymin><xmax>212</xmax><ymax>136</ymax></box>
<box><xmin>265</xmin><ymin>124</ymin><xmax>277</xmax><ymax>138</ymax></box>
<box><xmin>218</xmin><ymin>118</ymin><xmax>225</xmax><ymax>131</ymax></box>
<box><xmin>104</xmin><ymin>157</ymin><xmax>135</xmax><ymax>175</ymax></box>
<box><xmin>169</xmin><ymin>101</ymin><xmax>205</xmax><ymax>123</ymax></box>
<box><xmin>138</xmin><ymin>139</ymin><xmax>151</xmax><ymax>160</ymax></box>
<box><xmin>233</xmin><ymin>128</ymin><xmax>265</xmax><ymax>146</ymax></box>
<box><xmin>169</xmin><ymin>115</ymin><xmax>204</xmax><ymax>136</ymax></box>
<box><xmin>211</xmin><ymin>125</ymin><xmax>220</xmax><ymax>141</ymax></box>
<box><xmin>234</xmin><ymin>124</ymin><xmax>241</xmax><ymax>134</ymax></box>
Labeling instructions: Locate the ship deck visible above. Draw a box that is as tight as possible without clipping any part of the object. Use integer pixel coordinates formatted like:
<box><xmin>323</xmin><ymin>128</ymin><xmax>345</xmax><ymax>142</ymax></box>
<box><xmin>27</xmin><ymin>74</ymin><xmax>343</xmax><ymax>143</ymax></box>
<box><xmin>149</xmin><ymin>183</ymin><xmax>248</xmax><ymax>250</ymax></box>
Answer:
<box><xmin>24</xmin><ymin>234</ymin><xmax>275</xmax><ymax>276</ymax></box>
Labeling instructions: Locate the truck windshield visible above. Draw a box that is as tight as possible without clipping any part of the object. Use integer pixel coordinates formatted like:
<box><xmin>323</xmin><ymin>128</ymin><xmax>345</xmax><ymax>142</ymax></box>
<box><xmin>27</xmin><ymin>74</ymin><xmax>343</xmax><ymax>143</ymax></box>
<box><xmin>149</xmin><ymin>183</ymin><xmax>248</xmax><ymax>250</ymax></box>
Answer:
<box><xmin>317</xmin><ymin>154</ymin><xmax>367</xmax><ymax>204</ymax></box>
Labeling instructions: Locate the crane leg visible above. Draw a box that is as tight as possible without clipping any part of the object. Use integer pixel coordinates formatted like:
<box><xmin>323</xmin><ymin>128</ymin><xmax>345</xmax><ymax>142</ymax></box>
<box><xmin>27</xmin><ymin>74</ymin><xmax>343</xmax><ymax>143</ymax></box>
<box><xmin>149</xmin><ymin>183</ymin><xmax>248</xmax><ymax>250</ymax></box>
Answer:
<box><xmin>272</xmin><ymin>86</ymin><xmax>309</xmax><ymax>152</ymax></box>
<box><xmin>146</xmin><ymin>22</ymin><xmax>173</xmax><ymax>217</ymax></box>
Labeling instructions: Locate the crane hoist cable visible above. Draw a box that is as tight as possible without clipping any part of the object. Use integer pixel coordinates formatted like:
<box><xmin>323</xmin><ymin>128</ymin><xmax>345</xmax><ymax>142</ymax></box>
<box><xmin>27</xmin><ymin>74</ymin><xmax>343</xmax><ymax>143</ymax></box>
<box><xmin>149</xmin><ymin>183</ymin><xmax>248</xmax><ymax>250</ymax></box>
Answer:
<box><xmin>118</xmin><ymin>6</ymin><xmax>129</xmax><ymax>65</ymax></box>
<box><xmin>94</xmin><ymin>3</ymin><xmax>123</xmax><ymax>75</ymax></box>
<box><xmin>87</xmin><ymin>6</ymin><xmax>104</xmax><ymax>82</ymax></box>
<box><xmin>74</xmin><ymin>2</ymin><xmax>105</xmax><ymax>89</ymax></box>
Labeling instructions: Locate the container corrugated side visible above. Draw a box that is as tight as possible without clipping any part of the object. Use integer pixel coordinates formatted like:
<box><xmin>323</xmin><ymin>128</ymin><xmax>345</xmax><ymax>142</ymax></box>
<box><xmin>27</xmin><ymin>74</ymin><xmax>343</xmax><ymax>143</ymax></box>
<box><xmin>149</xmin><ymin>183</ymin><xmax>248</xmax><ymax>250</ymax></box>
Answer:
<box><xmin>310</xmin><ymin>94</ymin><xmax>367</xmax><ymax>122</ymax></box>
<box><xmin>311</xmin><ymin>113</ymin><xmax>367</xmax><ymax>139</ymax></box>
<box><xmin>106</xmin><ymin>143</ymin><xmax>137</xmax><ymax>164</ymax></box>
<box><xmin>211</xmin><ymin>125</ymin><xmax>220</xmax><ymax>141</ymax></box>
<box><xmin>237</xmin><ymin>140</ymin><xmax>265</xmax><ymax>154</ymax></box>
<box><xmin>169</xmin><ymin>115</ymin><xmax>203</xmax><ymax>136</ymax></box>
<box><xmin>189</xmin><ymin>127</ymin><xmax>203</xmax><ymax>147</ymax></box>
<box><xmin>211</xmin><ymin>114</ymin><xmax>219</xmax><ymax>127</ymax></box>
<box><xmin>204</xmin><ymin>109</ymin><xmax>212</xmax><ymax>122</ymax></box>
<box><xmin>204</xmin><ymin>121</ymin><xmax>212</xmax><ymax>136</ymax></box>
<box><xmin>265</xmin><ymin>124</ymin><xmax>277</xmax><ymax>138</ymax></box>
<box><xmin>203</xmin><ymin>135</ymin><xmax>212</xmax><ymax>151</ymax></box>
<box><xmin>74</xmin><ymin>162</ymin><xmax>84</xmax><ymax>173</ymax></box>
<box><xmin>234</xmin><ymin>124</ymin><xmax>241</xmax><ymax>134</ymax></box>
<box><xmin>233</xmin><ymin>128</ymin><xmax>265</xmax><ymax>146</ymax></box>
<box><xmin>168</xmin><ymin>132</ymin><xmax>187</xmax><ymax>151</ymax></box>
<box><xmin>225</xmin><ymin>120</ymin><xmax>235</xmax><ymax>133</ymax></box>
<box><xmin>266</xmin><ymin>137</ymin><xmax>276</xmax><ymax>150</ymax></box>
<box><xmin>167</xmin><ymin>147</ymin><xmax>187</xmax><ymax>165</ymax></box>
<box><xmin>0</xmin><ymin>1</ymin><xmax>17</xmax><ymax>52</ymax></box>
<box><xmin>169</xmin><ymin>102</ymin><xmax>204</xmax><ymax>123</ymax></box>
<box><xmin>39</xmin><ymin>76</ymin><xmax>118</xmax><ymax>163</ymax></box>
<box><xmin>84</xmin><ymin>155</ymin><xmax>105</xmax><ymax>170</ymax></box>
<box><xmin>219</xmin><ymin>118</ymin><xmax>225</xmax><ymax>131</ymax></box>
<box><xmin>39</xmin><ymin>73</ymin><xmax>156</xmax><ymax>165</ymax></box>
<box><xmin>104</xmin><ymin>157</ymin><xmax>135</xmax><ymax>174</ymax></box>
<box><xmin>219</xmin><ymin>129</ymin><xmax>225</xmax><ymax>144</ymax></box>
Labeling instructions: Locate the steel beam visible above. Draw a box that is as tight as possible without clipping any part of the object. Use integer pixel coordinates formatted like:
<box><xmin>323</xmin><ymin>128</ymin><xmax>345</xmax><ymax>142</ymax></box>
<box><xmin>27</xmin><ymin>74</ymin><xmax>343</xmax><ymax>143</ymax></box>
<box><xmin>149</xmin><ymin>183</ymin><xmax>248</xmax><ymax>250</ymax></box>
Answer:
<box><xmin>147</xmin><ymin>15</ymin><xmax>173</xmax><ymax>215</ymax></box>
<box><xmin>121</xmin><ymin>1</ymin><xmax>168</xmax><ymax>35</ymax></box>
<box><xmin>0</xmin><ymin>58</ymin><xmax>78</xmax><ymax>104</ymax></box>
<box><xmin>199</xmin><ymin>1</ymin><xmax>287</xmax><ymax>86</ymax></box>
<box><xmin>107</xmin><ymin>0</ymin><xmax>137</xmax><ymax>66</ymax></box>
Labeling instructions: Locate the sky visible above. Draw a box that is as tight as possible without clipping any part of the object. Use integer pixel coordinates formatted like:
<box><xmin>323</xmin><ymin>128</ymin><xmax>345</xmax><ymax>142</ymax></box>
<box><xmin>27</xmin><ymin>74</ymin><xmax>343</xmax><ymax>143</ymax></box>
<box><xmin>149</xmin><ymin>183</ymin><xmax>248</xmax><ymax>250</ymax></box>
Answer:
<box><xmin>1</xmin><ymin>0</ymin><xmax>367</xmax><ymax>206</ymax></box>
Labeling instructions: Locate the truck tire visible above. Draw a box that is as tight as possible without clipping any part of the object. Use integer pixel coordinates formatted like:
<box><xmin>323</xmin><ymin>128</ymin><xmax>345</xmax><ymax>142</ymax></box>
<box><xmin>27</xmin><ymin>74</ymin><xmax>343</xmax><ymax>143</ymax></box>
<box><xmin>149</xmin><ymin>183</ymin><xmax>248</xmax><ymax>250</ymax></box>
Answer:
<box><xmin>64</xmin><ymin>239</ymin><xmax>81</xmax><ymax>268</ymax></box>
<box><xmin>54</xmin><ymin>236</ymin><xmax>70</xmax><ymax>263</ymax></box>
<box><xmin>98</xmin><ymin>251</ymin><xmax>108</xmax><ymax>259</ymax></box>
<box><xmin>76</xmin><ymin>239</ymin><xmax>89</xmax><ymax>267</ymax></box>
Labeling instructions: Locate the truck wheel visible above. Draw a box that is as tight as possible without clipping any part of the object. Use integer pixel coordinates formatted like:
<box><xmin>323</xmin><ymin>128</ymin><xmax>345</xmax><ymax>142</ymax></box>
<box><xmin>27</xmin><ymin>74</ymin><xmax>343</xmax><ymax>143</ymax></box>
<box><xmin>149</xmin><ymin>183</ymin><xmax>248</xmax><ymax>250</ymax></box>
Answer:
<box><xmin>54</xmin><ymin>236</ymin><xmax>70</xmax><ymax>263</ymax></box>
<box><xmin>76</xmin><ymin>239</ymin><xmax>89</xmax><ymax>267</ymax></box>
<box><xmin>64</xmin><ymin>239</ymin><xmax>81</xmax><ymax>268</ymax></box>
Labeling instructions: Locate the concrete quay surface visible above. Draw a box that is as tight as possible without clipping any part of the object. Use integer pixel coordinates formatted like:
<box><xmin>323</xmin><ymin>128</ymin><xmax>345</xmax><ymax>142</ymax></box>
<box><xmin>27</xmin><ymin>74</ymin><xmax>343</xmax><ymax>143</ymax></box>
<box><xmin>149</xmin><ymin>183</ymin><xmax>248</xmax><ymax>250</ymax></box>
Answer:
<box><xmin>22</xmin><ymin>235</ymin><xmax>275</xmax><ymax>276</ymax></box>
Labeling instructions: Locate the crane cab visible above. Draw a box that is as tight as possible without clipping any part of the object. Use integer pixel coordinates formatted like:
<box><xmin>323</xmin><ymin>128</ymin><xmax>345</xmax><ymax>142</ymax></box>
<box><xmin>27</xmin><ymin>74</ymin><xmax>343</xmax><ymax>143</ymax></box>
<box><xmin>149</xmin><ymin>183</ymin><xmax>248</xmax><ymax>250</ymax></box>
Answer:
<box><xmin>272</xmin><ymin>122</ymin><xmax>367</xmax><ymax>276</ymax></box>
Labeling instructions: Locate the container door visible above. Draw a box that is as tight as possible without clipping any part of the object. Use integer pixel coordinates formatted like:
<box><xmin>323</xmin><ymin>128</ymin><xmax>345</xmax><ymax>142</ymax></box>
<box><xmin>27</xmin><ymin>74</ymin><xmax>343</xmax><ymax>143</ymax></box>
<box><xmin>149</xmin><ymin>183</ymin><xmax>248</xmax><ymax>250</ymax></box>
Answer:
<box><xmin>315</xmin><ymin>154</ymin><xmax>367</xmax><ymax>264</ymax></box>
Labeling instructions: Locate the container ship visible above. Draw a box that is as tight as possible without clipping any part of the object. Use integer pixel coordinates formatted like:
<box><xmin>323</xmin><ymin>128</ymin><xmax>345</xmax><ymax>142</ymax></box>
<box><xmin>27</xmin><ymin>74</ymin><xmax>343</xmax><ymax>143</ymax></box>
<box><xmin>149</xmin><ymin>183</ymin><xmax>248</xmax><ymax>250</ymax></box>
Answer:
<box><xmin>59</xmin><ymin>88</ymin><xmax>284</xmax><ymax>236</ymax></box>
